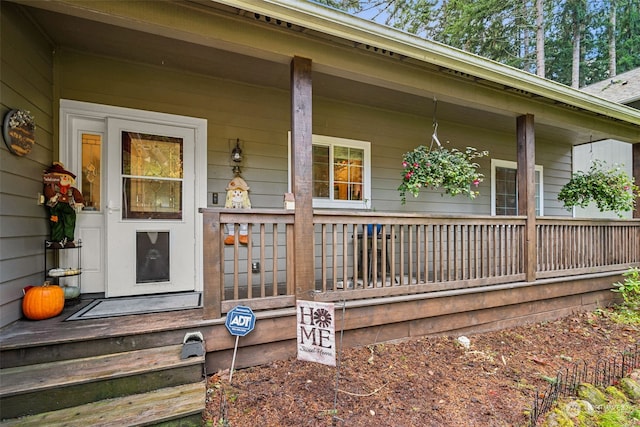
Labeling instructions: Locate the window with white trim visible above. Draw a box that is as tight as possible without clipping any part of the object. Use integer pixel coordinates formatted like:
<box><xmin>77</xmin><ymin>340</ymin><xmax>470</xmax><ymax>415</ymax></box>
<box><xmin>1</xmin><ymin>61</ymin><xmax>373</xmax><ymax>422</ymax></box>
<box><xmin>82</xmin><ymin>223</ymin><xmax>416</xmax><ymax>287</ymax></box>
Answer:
<box><xmin>289</xmin><ymin>134</ymin><xmax>371</xmax><ymax>209</ymax></box>
<box><xmin>491</xmin><ymin>159</ymin><xmax>543</xmax><ymax>216</ymax></box>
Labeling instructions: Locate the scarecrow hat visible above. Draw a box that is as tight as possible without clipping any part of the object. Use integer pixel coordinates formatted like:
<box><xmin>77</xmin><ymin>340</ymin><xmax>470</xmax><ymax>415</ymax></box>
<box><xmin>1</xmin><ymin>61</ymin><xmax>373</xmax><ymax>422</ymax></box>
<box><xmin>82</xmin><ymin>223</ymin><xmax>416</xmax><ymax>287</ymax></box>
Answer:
<box><xmin>46</xmin><ymin>162</ymin><xmax>76</xmax><ymax>179</ymax></box>
<box><xmin>226</xmin><ymin>176</ymin><xmax>249</xmax><ymax>191</ymax></box>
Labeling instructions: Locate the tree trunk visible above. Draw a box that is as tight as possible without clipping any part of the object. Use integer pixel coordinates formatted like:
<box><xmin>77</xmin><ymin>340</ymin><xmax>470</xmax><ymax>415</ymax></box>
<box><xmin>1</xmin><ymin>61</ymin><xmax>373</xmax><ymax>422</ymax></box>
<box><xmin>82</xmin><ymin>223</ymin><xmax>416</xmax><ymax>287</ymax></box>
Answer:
<box><xmin>536</xmin><ymin>0</ymin><xmax>545</xmax><ymax>77</ymax></box>
<box><xmin>609</xmin><ymin>0</ymin><xmax>617</xmax><ymax>77</ymax></box>
<box><xmin>571</xmin><ymin>14</ymin><xmax>581</xmax><ymax>88</ymax></box>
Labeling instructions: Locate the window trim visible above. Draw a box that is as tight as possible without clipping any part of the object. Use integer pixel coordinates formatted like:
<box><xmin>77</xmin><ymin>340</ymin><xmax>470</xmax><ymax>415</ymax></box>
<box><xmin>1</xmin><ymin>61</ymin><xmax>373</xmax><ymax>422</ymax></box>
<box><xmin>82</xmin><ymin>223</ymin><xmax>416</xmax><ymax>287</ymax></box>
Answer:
<box><xmin>288</xmin><ymin>133</ymin><xmax>371</xmax><ymax>209</ymax></box>
<box><xmin>490</xmin><ymin>159</ymin><xmax>544</xmax><ymax>216</ymax></box>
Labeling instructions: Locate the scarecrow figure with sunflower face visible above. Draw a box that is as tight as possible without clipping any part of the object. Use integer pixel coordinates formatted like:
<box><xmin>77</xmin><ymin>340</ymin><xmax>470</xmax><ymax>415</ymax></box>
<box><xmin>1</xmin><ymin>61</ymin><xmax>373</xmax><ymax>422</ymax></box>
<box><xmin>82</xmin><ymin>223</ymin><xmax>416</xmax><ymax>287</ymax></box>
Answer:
<box><xmin>43</xmin><ymin>162</ymin><xmax>84</xmax><ymax>248</ymax></box>
<box><xmin>224</xmin><ymin>176</ymin><xmax>251</xmax><ymax>245</ymax></box>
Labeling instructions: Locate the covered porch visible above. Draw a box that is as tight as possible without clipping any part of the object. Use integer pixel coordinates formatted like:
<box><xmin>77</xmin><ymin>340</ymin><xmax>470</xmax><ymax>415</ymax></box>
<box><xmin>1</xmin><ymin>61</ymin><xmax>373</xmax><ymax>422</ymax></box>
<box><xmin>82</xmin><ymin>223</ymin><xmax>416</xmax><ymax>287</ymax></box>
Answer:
<box><xmin>3</xmin><ymin>211</ymin><xmax>638</xmax><ymax>370</ymax></box>
<box><xmin>1</xmin><ymin>210</ymin><xmax>637</xmax><ymax>423</ymax></box>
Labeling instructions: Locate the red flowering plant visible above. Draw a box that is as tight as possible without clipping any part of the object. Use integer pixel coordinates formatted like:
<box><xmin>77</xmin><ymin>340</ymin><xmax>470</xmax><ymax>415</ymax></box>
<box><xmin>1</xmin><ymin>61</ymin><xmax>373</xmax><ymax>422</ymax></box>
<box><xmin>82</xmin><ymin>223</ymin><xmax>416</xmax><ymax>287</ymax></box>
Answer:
<box><xmin>398</xmin><ymin>144</ymin><xmax>488</xmax><ymax>203</ymax></box>
<box><xmin>558</xmin><ymin>159</ymin><xmax>639</xmax><ymax>217</ymax></box>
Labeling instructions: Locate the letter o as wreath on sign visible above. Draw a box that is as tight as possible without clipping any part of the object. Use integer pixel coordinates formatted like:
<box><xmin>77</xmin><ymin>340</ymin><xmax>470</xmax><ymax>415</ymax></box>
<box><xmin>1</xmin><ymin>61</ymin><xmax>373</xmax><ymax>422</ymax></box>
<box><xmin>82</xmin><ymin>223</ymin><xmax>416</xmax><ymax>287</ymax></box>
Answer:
<box><xmin>3</xmin><ymin>109</ymin><xmax>36</xmax><ymax>157</ymax></box>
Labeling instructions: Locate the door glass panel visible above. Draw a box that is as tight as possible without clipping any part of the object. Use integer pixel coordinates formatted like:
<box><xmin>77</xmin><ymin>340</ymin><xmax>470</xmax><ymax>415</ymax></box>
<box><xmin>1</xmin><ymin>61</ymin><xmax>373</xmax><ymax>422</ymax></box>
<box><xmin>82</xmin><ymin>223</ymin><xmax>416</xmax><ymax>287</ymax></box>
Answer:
<box><xmin>81</xmin><ymin>133</ymin><xmax>101</xmax><ymax>211</ymax></box>
<box><xmin>121</xmin><ymin>132</ymin><xmax>183</xmax><ymax>219</ymax></box>
<box><xmin>136</xmin><ymin>231</ymin><xmax>169</xmax><ymax>283</ymax></box>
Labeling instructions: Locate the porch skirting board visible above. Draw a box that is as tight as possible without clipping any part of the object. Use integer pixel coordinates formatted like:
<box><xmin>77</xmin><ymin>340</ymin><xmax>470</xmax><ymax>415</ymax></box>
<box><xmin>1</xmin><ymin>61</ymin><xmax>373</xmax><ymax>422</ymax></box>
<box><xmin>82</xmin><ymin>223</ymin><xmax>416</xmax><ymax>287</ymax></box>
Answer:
<box><xmin>65</xmin><ymin>292</ymin><xmax>201</xmax><ymax>321</ymax></box>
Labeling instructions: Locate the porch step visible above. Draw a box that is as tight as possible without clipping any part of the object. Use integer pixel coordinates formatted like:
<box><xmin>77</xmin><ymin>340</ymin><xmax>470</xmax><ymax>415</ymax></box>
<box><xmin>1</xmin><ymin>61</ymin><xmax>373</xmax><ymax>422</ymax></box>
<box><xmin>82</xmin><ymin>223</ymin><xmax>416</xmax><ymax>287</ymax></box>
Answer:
<box><xmin>0</xmin><ymin>381</ymin><xmax>205</xmax><ymax>426</ymax></box>
<box><xmin>0</xmin><ymin>344</ymin><xmax>205</xmax><ymax>420</ymax></box>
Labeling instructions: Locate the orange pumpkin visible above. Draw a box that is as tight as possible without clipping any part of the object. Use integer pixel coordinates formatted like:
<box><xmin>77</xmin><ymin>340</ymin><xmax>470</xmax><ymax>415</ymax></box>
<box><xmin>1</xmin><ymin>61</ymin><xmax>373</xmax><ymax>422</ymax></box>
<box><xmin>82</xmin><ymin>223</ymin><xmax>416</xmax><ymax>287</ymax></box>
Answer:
<box><xmin>22</xmin><ymin>283</ymin><xmax>65</xmax><ymax>320</ymax></box>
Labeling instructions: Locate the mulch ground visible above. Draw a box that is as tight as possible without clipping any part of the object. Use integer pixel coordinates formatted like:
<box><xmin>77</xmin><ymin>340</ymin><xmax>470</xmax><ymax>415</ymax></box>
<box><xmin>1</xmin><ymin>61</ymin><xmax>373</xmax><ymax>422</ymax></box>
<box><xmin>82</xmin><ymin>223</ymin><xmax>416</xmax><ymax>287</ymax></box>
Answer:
<box><xmin>204</xmin><ymin>309</ymin><xmax>639</xmax><ymax>427</ymax></box>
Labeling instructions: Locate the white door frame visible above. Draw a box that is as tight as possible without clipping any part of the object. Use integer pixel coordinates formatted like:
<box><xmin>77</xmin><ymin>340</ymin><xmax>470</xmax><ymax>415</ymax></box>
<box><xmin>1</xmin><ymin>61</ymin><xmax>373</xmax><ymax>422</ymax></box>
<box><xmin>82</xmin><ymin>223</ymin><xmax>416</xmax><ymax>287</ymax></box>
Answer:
<box><xmin>59</xmin><ymin>99</ymin><xmax>207</xmax><ymax>296</ymax></box>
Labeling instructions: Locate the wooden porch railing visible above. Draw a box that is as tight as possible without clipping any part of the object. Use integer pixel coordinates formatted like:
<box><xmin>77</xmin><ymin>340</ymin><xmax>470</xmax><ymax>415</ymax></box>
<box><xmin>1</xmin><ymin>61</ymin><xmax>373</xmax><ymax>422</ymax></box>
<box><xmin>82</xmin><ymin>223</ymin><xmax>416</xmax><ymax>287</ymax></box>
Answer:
<box><xmin>201</xmin><ymin>209</ymin><xmax>640</xmax><ymax>318</ymax></box>
<box><xmin>311</xmin><ymin>212</ymin><xmax>526</xmax><ymax>301</ymax></box>
<box><xmin>537</xmin><ymin>218</ymin><xmax>640</xmax><ymax>279</ymax></box>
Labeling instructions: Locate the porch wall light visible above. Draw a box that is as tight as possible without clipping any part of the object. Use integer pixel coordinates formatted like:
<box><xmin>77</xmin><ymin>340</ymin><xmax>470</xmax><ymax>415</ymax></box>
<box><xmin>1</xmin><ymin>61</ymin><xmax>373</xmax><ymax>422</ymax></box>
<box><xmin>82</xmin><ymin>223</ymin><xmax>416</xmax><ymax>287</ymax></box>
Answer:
<box><xmin>230</xmin><ymin>138</ymin><xmax>243</xmax><ymax>175</ymax></box>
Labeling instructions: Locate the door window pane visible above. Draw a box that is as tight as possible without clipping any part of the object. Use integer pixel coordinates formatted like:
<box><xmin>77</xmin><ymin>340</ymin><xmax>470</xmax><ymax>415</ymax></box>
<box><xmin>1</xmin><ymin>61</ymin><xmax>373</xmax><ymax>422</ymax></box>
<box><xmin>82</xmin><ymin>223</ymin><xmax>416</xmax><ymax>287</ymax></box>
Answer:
<box><xmin>81</xmin><ymin>133</ymin><xmax>101</xmax><ymax>211</ymax></box>
<box><xmin>121</xmin><ymin>132</ymin><xmax>183</xmax><ymax>219</ymax></box>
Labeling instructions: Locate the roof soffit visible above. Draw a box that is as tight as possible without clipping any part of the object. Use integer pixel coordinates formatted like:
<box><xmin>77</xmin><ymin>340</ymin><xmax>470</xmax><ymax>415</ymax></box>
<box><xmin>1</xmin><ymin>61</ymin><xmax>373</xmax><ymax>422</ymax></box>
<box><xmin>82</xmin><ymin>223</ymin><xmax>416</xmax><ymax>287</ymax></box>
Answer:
<box><xmin>210</xmin><ymin>0</ymin><xmax>640</xmax><ymax>127</ymax></box>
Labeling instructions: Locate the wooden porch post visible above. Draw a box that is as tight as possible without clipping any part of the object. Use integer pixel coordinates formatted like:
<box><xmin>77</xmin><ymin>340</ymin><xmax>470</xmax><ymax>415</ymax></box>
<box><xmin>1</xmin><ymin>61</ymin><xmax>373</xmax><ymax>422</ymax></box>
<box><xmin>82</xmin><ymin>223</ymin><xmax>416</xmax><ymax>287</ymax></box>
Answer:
<box><xmin>290</xmin><ymin>56</ymin><xmax>315</xmax><ymax>300</ymax></box>
<box><xmin>517</xmin><ymin>114</ymin><xmax>537</xmax><ymax>282</ymax></box>
<box><xmin>634</xmin><ymin>144</ymin><xmax>640</xmax><ymax>219</ymax></box>
<box><xmin>202</xmin><ymin>210</ymin><xmax>222</xmax><ymax>319</ymax></box>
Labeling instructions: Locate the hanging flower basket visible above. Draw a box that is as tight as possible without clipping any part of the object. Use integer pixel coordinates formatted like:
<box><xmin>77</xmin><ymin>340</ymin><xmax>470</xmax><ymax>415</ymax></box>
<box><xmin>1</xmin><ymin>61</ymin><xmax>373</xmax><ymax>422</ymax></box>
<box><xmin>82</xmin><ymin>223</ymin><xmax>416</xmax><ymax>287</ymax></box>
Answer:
<box><xmin>558</xmin><ymin>160</ymin><xmax>639</xmax><ymax>217</ymax></box>
<box><xmin>398</xmin><ymin>145</ymin><xmax>488</xmax><ymax>203</ymax></box>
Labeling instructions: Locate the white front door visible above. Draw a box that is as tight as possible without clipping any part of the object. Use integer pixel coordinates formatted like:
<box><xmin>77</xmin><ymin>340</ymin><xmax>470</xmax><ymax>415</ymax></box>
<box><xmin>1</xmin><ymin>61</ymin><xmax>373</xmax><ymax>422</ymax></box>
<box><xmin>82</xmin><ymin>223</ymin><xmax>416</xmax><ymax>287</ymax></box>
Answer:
<box><xmin>105</xmin><ymin>119</ymin><xmax>197</xmax><ymax>297</ymax></box>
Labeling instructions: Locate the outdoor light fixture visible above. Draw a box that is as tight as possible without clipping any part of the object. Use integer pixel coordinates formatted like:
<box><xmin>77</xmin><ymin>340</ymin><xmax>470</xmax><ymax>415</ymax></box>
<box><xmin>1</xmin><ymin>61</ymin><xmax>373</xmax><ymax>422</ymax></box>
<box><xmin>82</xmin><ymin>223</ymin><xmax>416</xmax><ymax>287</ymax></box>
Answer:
<box><xmin>230</xmin><ymin>138</ymin><xmax>243</xmax><ymax>175</ymax></box>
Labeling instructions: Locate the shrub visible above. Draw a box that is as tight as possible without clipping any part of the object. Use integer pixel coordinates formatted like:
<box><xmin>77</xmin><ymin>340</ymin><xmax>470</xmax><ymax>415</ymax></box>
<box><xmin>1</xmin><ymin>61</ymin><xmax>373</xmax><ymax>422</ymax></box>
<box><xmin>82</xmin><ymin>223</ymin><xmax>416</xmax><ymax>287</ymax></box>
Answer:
<box><xmin>612</xmin><ymin>267</ymin><xmax>640</xmax><ymax>312</ymax></box>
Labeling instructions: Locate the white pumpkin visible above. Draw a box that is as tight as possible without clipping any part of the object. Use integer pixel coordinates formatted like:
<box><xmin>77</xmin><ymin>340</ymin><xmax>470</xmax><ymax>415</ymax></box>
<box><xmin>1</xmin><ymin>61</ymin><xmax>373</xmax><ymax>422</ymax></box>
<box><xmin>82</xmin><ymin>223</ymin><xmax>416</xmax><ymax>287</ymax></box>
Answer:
<box><xmin>62</xmin><ymin>285</ymin><xmax>80</xmax><ymax>299</ymax></box>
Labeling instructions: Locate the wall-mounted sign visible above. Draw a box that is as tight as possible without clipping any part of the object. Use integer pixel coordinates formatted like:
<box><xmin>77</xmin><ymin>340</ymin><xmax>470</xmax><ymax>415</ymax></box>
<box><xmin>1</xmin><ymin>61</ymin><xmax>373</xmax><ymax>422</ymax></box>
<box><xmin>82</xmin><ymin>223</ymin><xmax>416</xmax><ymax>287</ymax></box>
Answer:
<box><xmin>3</xmin><ymin>109</ymin><xmax>35</xmax><ymax>157</ymax></box>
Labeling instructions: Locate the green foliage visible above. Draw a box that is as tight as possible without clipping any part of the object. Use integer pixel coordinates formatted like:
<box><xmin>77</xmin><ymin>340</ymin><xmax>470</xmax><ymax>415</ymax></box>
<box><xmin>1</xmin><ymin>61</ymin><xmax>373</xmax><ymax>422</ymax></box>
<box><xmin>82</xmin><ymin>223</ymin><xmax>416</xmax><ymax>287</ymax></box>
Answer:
<box><xmin>557</xmin><ymin>160</ymin><xmax>639</xmax><ymax>217</ymax></box>
<box><xmin>596</xmin><ymin>402</ymin><xmax>640</xmax><ymax>427</ymax></box>
<box><xmin>612</xmin><ymin>267</ymin><xmax>640</xmax><ymax>311</ymax></box>
<box><xmin>398</xmin><ymin>145</ymin><xmax>488</xmax><ymax>203</ymax></box>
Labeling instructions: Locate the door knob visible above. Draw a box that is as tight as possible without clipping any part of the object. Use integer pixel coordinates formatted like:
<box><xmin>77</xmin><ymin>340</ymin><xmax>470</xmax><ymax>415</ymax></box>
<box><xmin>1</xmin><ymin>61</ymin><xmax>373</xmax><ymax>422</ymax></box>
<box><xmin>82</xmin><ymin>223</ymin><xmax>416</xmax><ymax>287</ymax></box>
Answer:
<box><xmin>107</xmin><ymin>200</ymin><xmax>121</xmax><ymax>214</ymax></box>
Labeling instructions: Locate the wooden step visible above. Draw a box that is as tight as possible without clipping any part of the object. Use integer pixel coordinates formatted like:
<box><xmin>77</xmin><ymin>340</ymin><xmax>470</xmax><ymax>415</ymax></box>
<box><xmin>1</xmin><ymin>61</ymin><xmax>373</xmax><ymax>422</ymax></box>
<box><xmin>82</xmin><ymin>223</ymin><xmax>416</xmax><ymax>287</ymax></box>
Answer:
<box><xmin>0</xmin><ymin>344</ymin><xmax>204</xmax><ymax>419</ymax></box>
<box><xmin>0</xmin><ymin>381</ymin><xmax>205</xmax><ymax>427</ymax></box>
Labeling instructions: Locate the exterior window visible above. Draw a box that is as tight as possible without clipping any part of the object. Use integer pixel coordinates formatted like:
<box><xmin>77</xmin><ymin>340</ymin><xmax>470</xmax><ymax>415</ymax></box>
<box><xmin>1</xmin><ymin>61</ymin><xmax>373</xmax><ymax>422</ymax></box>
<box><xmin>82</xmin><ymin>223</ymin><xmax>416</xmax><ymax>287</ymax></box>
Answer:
<box><xmin>290</xmin><ymin>134</ymin><xmax>371</xmax><ymax>209</ymax></box>
<box><xmin>491</xmin><ymin>159</ymin><xmax>543</xmax><ymax>216</ymax></box>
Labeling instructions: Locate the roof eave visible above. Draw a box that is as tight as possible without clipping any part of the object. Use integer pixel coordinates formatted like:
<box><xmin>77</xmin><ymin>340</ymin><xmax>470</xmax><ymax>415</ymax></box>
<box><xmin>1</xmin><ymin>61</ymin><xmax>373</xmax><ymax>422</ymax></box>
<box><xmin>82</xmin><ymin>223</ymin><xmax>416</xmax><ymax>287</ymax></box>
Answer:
<box><xmin>213</xmin><ymin>0</ymin><xmax>640</xmax><ymax>127</ymax></box>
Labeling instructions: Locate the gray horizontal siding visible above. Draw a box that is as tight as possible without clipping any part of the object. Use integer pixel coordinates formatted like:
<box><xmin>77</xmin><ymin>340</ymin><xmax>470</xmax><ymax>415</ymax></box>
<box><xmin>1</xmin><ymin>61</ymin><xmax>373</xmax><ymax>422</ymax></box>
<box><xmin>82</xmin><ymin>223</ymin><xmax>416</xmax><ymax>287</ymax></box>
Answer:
<box><xmin>1</xmin><ymin>2</ymin><xmax>54</xmax><ymax>327</ymax></box>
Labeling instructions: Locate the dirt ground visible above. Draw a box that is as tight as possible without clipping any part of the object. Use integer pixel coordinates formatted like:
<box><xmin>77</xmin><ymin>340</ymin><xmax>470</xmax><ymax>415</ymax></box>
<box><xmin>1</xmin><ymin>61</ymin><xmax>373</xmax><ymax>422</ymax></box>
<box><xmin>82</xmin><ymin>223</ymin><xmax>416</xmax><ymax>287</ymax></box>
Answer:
<box><xmin>204</xmin><ymin>309</ymin><xmax>639</xmax><ymax>427</ymax></box>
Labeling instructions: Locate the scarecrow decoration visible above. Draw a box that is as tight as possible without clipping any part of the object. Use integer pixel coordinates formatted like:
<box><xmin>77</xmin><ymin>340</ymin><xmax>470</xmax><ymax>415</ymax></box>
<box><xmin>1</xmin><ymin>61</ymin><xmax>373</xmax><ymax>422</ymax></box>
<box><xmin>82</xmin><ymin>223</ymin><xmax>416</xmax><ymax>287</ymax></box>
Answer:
<box><xmin>224</xmin><ymin>176</ymin><xmax>251</xmax><ymax>245</ymax></box>
<box><xmin>43</xmin><ymin>162</ymin><xmax>84</xmax><ymax>248</ymax></box>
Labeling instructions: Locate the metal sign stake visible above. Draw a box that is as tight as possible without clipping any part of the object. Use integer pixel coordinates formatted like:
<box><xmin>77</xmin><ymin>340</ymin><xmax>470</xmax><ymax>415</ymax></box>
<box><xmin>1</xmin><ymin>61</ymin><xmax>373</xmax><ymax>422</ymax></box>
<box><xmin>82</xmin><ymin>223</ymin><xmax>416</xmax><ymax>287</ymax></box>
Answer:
<box><xmin>224</xmin><ymin>305</ymin><xmax>256</xmax><ymax>384</ymax></box>
<box><xmin>229</xmin><ymin>335</ymin><xmax>240</xmax><ymax>383</ymax></box>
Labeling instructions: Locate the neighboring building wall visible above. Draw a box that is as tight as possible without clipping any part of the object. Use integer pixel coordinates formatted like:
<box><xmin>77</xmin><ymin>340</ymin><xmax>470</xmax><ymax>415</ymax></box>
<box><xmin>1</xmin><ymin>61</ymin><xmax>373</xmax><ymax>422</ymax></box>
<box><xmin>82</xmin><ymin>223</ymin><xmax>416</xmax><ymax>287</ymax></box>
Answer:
<box><xmin>0</xmin><ymin>3</ymin><xmax>54</xmax><ymax>327</ymax></box>
<box><xmin>573</xmin><ymin>140</ymin><xmax>634</xmax><ymax>219</ymax></box>
<box><xmin>56</xmin><ymin>49</ymin><xmax>572</xmax><ymax>219</ymax></box>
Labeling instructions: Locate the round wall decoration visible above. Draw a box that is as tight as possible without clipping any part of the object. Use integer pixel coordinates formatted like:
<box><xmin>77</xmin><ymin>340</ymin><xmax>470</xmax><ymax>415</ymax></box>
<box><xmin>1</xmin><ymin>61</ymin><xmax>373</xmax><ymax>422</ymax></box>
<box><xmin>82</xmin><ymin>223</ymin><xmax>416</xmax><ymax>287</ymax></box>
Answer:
<box><xmin>3</xmin><ymin>109</ymin><xmax>36</xmax><ymax>157</ymax></box>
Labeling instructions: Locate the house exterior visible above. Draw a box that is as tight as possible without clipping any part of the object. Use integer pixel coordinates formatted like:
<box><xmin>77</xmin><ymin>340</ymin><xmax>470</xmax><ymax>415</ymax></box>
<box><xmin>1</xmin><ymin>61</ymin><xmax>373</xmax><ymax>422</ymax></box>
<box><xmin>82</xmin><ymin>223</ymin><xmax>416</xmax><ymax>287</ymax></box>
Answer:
<box><xmin>1</xmin><ymin>0</ymin><xmax>639</xmax><ymax>344</ymax></box>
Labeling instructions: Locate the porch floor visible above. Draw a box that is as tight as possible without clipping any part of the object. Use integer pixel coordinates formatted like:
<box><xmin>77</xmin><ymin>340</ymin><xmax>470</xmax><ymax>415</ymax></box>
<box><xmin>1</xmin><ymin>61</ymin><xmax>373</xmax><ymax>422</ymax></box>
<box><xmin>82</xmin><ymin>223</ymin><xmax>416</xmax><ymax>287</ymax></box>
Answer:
<box><xmin>0</xmin><ymin>296</ymin><xmax>210</xmax><ymax>351</ymax></box>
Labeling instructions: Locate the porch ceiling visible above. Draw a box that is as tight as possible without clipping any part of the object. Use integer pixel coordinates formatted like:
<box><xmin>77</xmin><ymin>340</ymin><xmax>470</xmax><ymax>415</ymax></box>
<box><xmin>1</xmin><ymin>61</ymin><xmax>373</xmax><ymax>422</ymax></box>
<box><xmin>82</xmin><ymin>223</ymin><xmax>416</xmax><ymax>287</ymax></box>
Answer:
<box><xmin>18</xmin><ymin>2</ymin><xmax>638</xmax><ymax>146</ymax></box>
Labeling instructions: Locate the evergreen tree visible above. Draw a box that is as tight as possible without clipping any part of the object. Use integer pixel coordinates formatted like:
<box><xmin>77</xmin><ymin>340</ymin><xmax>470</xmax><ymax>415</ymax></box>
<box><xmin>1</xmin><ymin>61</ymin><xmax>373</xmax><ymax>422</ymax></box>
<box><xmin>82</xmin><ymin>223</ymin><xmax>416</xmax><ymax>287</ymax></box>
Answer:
<box><xmin>617</xmin><ymin>0</ymin><xmax>640</xmax><ymax>73</ymax></box>
<box><xmin>312</xmin><ymin>0</ymin><xmax>640</xmax><ymax>87</ymax></box>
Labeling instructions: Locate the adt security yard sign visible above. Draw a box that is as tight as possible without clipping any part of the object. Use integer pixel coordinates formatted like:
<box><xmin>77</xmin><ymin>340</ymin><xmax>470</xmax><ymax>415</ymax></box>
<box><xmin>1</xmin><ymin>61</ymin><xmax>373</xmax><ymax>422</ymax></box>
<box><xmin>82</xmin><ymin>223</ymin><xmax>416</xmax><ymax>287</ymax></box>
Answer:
<box><xmin>225</xmin><ymin>305</ymin><xmax>256</xmax><ymax>336</ymax></box>
<box><xmin>226</xmin><ymin>305</ymin><xmax>256</xmax><ymax>383</ymax></box>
